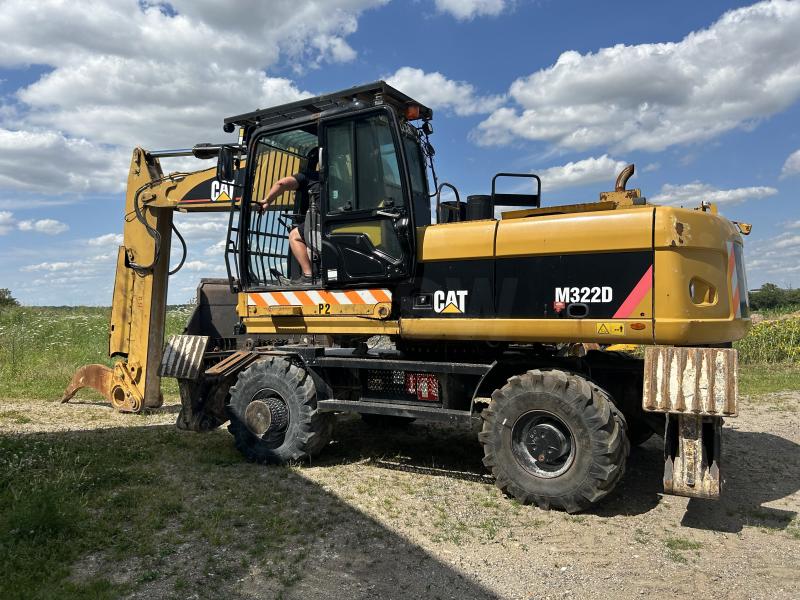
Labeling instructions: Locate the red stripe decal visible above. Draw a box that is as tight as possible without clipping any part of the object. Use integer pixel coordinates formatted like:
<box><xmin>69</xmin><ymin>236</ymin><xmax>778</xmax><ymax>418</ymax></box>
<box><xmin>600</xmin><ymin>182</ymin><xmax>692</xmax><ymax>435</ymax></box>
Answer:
<box><xmin>612</xmin><ymin>265</ymin><xmax>653</xmax><ymax>319</ymax></box>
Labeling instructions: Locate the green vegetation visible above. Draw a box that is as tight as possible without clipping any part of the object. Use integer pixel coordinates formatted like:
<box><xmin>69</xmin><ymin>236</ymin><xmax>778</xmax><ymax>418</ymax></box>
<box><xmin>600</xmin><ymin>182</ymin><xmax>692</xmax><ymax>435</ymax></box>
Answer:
<box><xmin>735</xmin><ymin>316</ymin><xmax>799</xmax><ymax>364</ymax></box>
<box><xmin>663</xmin><ymin>536</ymin><xmax>702</xmax><ymax>564</ymax></box>
<box><xmin>0</xmin><ymin>306</ymin><xmax>191</xmax><ymax>400</ymax></box>
<box><xmin>739</xmin><ymin>364</ymin><xmax>800</xmax><ymax>398</ymax></box>
<box><xmin>0</xmin><ymin>288</ymin><xmax>19</xmax><ymax>309</ymax></box>
<box><xmin>748</xmin><ymin>283</ymin><xmax>800</xmax><ymax>313</ymax></box>
<box><xmin>734</xmin><ymin>287</ymin><xmax>800</xmax><ymax>395</ymax></box>
<box><xmin>0</xmin><ymin>426</ymin><xmax>323</xmax><ymax>600</ymax></box>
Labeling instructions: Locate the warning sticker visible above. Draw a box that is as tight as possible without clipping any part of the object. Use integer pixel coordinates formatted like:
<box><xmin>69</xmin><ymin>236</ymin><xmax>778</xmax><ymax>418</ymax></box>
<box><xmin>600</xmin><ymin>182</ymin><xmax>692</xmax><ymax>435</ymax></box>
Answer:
<box><xmin>596</xmin><ymin>322</ymin><xmax>625</xmax><ymax>336</ymax></box>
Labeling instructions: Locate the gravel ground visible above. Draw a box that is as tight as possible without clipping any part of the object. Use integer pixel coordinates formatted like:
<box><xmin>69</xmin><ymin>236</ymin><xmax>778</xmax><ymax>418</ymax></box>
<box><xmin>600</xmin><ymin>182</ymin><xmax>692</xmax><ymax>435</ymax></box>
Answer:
<box><xmin>1</xmin><ymin>392</ymin><xmax>798</xmax><ymax>599</ymax></box>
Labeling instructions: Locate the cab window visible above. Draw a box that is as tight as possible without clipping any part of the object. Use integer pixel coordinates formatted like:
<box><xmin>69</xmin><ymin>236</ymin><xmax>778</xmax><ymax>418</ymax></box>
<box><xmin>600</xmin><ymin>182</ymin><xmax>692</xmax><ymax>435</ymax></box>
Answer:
<box><xmin>325</xmin><ymin>113</ymin><xmax>404</xmax><ymax>213</ymax></box>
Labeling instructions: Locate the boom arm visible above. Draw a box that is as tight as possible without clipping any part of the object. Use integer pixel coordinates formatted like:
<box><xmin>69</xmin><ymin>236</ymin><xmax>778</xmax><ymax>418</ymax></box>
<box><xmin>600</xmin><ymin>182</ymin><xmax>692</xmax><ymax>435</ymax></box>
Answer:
<box><xmin>61</xmin><ymin>147</ymin><xmax>235</xmax><ymax>411</ymax></box>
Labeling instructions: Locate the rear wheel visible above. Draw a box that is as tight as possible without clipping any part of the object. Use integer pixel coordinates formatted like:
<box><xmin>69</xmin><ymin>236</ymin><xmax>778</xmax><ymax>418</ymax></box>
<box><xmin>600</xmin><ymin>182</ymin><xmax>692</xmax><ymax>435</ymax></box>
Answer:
<box><xmin>480</xmin><ymin>369</ymin><xmax>629</xmax><ymax>513</ymax></box>
<box><xmin>227</xmin><ymin>358</ymin><xmax>334</xmax><ymax>464</ymax></box>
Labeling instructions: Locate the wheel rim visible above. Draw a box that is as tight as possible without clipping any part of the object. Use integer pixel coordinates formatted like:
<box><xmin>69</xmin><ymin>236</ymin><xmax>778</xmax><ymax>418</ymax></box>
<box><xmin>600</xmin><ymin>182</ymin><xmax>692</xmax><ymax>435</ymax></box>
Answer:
<box><xmin>244</xmin><ymin>387</ymin><xmax>290</xmax><ymax>448</ymax></box>
<box><xmin>511</xmin><ymin>410</ymin><xmax>575</xmax><ymax>478</ymax></box>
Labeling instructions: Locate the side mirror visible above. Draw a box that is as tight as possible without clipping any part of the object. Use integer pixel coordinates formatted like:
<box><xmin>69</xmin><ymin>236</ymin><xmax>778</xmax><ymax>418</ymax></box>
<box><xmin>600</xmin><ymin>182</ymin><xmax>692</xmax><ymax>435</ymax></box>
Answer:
<box><xmin>217</xmin><ymin>146</ymin><xmax>236</xmax><ymax>182</ymax></box>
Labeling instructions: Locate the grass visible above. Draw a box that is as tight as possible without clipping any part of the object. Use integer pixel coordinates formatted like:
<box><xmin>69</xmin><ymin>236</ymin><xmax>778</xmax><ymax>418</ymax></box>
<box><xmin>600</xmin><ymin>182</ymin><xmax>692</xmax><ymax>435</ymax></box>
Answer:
<box><xmin>663</xmin><ymin>536</ymin><xmax>702</xmax><ymax>564</ymax></box>
<box><xmin>0</xmin><ymin>305</ymin><xmax>191</xmax><ymax>401</ymax></box>
<box><xmin>0</xmin><ymin>427</ymin><xmax>325</xmax><ymax>600</ymax></box>
<box><xmin>739</xmin><ymin>363</ymin><xmax>800</xmax><ymax>398</ymax></box>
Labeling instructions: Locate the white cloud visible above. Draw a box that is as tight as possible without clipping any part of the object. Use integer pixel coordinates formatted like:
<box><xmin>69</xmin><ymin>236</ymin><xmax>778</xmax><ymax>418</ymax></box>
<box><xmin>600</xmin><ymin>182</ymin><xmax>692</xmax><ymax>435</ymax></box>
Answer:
<box><xmin>433</xmin><ymin>0</ymin><xmax>509</xmax><ymax>20</ymax></box>
<box><xmin>204</xmin><ymin>239</ymin><xmax>227</xmax><ymax>257</ymax></box>
<box><xmin>0</xmin><ymin>128</ymin><xmax>128</xmax><ymax>194</ymax></box>
<box><xmin>0</xmin><ymin>0</ymin><xmax>388</xmax><ymax>194</ymax></box>
<box><xmin>87</xmin><ymin>233</ymin><xmax>124</xmax><ymax>247</ymax></box>
<box><xmin>0</xmin><ymin>210</ymin><xmax>14</xmax><ymax>234</ymax></box>
<box><xmin>386</xmin><ymin>67</ymin><xmax>504</xmax><ymax>116</ymax></box>
<box><xmin>173</xmin><ymin>213</ymin><xmax>229</xmax><ymax>241</ymax></box>
<box><xmin>475</xmin><ymin>1</ymin><xmax>800</xmax><ymax>152</ymax></box>
<box><xmin>183</xmin><ymin>260</ymin><xmax>225</xmax><ymax>273</ymax></box>
<box><xmin>780</xmin><ymin>149</ymin><xmax>800</xmax><ymax>178</ymax></box>
<box><xmin>651</xmin><ymin>182</ymin><xmax>778</xmax><ymax>206</ymax></box>
<box><xmin>537</xmin><ymin>155</ymin><xmax>628</xmax><ymax>192</ymax></box>
<box><xmin>744</xmin><ymin>230</ymin><xmax>800</xmax><ymax>286</ymax></box>
<box><xmin>773</xmin><ymin>234</ymin><xmax>800</xmax><ymax>249</ymax></box>
<box><xmin>17</xmin><ymin>218</ymin><xmax>69</xmax><ymax>235</ymax></box>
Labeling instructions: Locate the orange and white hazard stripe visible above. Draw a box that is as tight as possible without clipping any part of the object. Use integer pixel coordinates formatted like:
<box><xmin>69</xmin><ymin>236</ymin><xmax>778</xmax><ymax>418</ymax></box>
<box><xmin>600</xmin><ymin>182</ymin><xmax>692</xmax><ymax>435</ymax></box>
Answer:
<box><xmin>727</xmin><ymin>241</ymin><xmax>743</xmax><ymax>318</ymax></box>
<box><xmin>247</xmin><ymin>288</ymin><xmax>392</xmax><ymax>308</ymax></box>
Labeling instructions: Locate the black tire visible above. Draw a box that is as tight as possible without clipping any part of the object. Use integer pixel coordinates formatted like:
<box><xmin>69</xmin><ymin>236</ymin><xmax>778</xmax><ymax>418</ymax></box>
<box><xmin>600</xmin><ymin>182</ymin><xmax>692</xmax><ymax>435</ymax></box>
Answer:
<box><xmin>227</xmin><ymin>358</ymin><xmax>334</xmax><ymax>464</ymax></box>
<box><xmin>479</xmin><ymin>369</ymin><xmax>629</xmax><ymax>513</ymax></box>
<box><xmin>359</xmin><ymin>413</ymin><xmax>416</xmax><ymax>427</ymax></box>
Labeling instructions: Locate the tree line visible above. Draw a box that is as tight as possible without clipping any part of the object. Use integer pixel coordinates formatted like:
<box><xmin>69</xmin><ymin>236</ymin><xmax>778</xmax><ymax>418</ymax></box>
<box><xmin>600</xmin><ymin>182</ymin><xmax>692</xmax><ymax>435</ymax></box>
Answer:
<box><xmin>748</xmin><ymin>283</ymin><xmax>800</xmax><ymax>311</ymax></box>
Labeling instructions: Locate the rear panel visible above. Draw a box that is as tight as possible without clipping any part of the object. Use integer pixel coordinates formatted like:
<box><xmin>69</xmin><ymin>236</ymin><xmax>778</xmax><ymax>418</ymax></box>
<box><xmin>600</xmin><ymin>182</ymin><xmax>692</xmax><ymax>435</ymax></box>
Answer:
<box><xmin>652</xmin><ymin>207</ymin><xmax>750</xmax><ymax>345</ymax></box>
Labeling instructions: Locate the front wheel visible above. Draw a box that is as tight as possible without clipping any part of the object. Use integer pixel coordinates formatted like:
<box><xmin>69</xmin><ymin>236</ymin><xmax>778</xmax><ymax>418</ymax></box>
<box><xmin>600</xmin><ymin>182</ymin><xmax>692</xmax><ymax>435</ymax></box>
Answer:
<box><xmin>227</xmin><ymin>358</ymin><xmax>334</xmax><ymax>464</ymax></box>
<box><xmin>479</xmin><ymin>369</ymin><xmax>629</xmax><ymax>513</ymax></box>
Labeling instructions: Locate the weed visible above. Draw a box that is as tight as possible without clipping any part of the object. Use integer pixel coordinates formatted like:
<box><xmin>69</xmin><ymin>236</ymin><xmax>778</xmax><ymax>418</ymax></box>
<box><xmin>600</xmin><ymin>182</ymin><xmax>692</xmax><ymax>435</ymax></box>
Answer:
<box><xmin>664</xmin><ymin>536</ymin><xmax>702</xmax><ymax>551</ymax></box>
<box><xmin>665</xmin><ymin>549</ymin><xmax>688</xmax><ymax>564</ymax></box>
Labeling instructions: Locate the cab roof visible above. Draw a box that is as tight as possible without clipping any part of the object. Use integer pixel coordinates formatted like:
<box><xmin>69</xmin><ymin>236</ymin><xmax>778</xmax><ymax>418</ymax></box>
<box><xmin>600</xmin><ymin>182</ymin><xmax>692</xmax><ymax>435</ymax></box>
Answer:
<box><xmin>224</xmin><ymin>81</ymin><xmax>433</xmax><ymax>131</ymax></box>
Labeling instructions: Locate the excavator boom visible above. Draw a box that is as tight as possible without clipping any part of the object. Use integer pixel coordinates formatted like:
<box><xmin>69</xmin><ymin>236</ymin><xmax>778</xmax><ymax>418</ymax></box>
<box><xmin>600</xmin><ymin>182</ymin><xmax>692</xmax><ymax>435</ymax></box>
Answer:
<box><xmin>61</xmin><ymin>147</ymin><xmax>236</xmax><ymax>411</ymax></box>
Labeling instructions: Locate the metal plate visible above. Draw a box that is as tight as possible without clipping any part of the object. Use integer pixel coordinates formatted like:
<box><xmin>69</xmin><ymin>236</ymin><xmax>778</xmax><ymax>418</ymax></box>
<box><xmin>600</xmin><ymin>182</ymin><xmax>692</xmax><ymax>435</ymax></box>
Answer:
<box><xmin>643</xmin><ymin>346</ymin><xmax>738</xmax><ymax>416</ymax></box>
<box><xmin>159</xmin><ymin>335</ymin><xmax>209</xmax><ymax>380</ymax></box>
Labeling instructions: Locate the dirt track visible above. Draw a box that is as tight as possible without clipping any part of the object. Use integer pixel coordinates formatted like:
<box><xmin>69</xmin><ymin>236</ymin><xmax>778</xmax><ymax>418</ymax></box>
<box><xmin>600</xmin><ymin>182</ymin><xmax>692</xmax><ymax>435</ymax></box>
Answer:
<box><xmin>2</xmin><ymin>393</ymin><xmax>798</xmax><ymax>599</ymax></box>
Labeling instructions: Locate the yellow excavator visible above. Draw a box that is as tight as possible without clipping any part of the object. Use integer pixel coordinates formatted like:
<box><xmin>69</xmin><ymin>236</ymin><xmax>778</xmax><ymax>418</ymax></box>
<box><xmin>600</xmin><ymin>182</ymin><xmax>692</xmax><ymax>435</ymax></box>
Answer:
<box><xmin>62</xmin><ymin>82</ymin><xmax>751</xmax><ymax>512</ymax></box>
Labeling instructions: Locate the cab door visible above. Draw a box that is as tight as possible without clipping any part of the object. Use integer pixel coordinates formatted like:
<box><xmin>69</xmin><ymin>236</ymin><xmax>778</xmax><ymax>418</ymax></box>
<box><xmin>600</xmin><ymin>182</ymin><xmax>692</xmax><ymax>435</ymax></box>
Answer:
<box><xmin>319</xmin><ymin>108</ymin><xmax>414</xmax><ymax>286</ymax></box>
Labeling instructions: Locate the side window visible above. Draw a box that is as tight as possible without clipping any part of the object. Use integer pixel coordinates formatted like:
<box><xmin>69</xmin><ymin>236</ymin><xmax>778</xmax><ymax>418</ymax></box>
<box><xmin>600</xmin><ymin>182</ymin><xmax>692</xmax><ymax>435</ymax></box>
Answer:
<box><xmin>325</xmin><ymin>112</ymin><xmax>404</xmax><ymax>214</ymax></box>
<box><xmin>326</xmin><ymin>121</ymin><xmax>354</xmax><ymax>213</ymax></box>
<box><xmin>356</xmin><ymin>115</ymin><xmax>403</xmax><ymax>209</ymax></box>
<box><xmin>403</xmin><ymin>136</ymin><xmax>426</xmax><ymax>197</ymax></box>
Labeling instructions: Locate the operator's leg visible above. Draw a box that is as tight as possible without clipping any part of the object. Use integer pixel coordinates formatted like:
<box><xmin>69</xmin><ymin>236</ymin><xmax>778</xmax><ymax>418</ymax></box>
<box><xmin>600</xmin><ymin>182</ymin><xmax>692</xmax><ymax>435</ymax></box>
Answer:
<box><xmin>289</xmin><ymin>227</ymin><xmax>312</xmax><ymax>277</ymax></box>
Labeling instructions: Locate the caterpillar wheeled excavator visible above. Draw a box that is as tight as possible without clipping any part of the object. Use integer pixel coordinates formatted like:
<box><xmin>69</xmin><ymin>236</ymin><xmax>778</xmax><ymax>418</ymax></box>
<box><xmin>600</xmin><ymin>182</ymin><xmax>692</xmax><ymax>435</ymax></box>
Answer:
<box><xmin>62</xmin><ymin>82</ymin><xmax>751</xmax><ymax>512</ymax></box>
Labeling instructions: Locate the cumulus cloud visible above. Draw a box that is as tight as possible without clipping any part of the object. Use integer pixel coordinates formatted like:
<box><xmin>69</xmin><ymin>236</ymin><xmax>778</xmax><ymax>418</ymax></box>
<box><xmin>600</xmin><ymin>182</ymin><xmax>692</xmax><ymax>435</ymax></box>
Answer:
<box><xmin>0</xmin><ymin>129</ymin><xmax>129</xmax><ymax>193</ymax></box>
<box><xmin>0</xmin><ymin>0</ymin><xmax>388</xmax><ymax>194</ymax></box>
<box><xmin>651</xmin><ymin>182</ymin><xmax>778</xmax><ymax>206</ymax></box>
<box><xmin>475</xmin><ymin>0</ymin><xmax>800</xmax><ymax>152</ymax></box>
<box><xmin>780</xmin><ymin>149</ymin><xmax>800</xmax><ymax>178</ymax></box>
<box><xmin>433</xmin><ymin>0</ymin><xmax>509</xmax><ymax>20</ymax></box>
<box><xmin>386</xmin><ymin>67</ymin><xmax>504</xmax><ymax>116</ymax></box>
<box><xmin>17</xmin><ymin>218</ymin><xmax>69</xmax><ymax>235</ymax></box>
<box><xmin>537</xmin><ymin>155</ymin><xmax>628</xmax><ymax>192</ymax></box>
<box><xmin>87</xmin><ymin>233</ymin><xmax>124</xmax><ymax>247</ymax></box>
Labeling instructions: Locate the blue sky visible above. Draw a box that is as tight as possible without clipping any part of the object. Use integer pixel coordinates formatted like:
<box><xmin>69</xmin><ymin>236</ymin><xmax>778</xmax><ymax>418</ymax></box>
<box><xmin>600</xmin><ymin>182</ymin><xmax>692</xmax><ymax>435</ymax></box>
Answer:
<box><xmin>0</xmin><ymin>0</ymin><xmax>798</xmax><ymax>305</ymax></box>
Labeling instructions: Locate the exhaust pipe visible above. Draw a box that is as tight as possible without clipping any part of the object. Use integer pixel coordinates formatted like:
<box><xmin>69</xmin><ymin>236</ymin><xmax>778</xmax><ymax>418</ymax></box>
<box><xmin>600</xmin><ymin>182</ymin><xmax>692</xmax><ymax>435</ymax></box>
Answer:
<box><xmin>615</xmin><ymin>164</ymin><xmax>635</xmax><ymax>192</ymax></box>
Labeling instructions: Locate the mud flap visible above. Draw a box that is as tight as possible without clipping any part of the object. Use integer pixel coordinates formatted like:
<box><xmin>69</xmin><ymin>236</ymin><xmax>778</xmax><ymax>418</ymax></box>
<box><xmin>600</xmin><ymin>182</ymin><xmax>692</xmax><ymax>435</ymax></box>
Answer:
<box><xmin>663</xmin><ymin>414</ymin><xmax>722</xmax><ymax>499</ymax></box>
<box><xmin>159</xmin><ymin>335</ymin><xmax>209</xmax><ymax>380</ymax></box>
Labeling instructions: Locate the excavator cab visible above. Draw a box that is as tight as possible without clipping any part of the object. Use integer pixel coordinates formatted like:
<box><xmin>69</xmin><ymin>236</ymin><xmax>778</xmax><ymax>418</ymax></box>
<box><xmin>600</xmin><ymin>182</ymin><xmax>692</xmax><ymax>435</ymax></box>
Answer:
<box><xmin>223</xmin><ymin>83</ymin><xmax>432</xmax><ymax>294</ymax></box>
